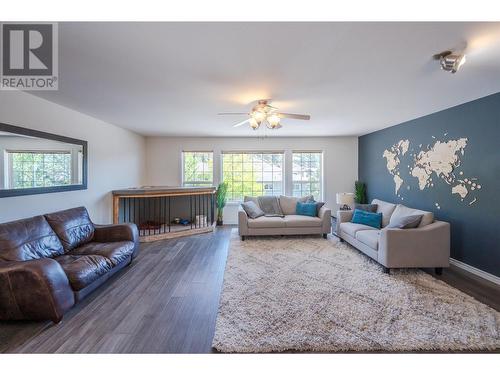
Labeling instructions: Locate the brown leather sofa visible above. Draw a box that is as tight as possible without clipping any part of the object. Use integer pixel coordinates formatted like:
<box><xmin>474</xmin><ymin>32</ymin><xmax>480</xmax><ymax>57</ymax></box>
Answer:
<box><xmin>0</xmin><ymin>207</ymin><xmax>139</xmax><ymax>323</ymax></box>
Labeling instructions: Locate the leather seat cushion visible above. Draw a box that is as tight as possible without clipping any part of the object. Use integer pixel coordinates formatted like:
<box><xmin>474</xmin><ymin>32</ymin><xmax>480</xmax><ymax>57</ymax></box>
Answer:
<box><xmin>0</xmin><ymin>215</ymin><xmax>64</xmax><ymax>262</ymax></box>
<box><xmin>355</xmin><ymin>230</ymin><xmax>380</xmax><ymax>250</ymax></box>
<box><xmin>283</xmin><ymin>215</ymin><xmax>322</xmax><ymax>227</ymax></box>
<box><xmin>45</xmin><ymin>207</ymin><xmax>95</xmax><ymax>251</ymax></box>
<box><xmin>248</xmin><ymin>216</ymin><xmax>286</xmax><ymax>228</ymax></box>
<box><xmin>340</xmin><ymin>222</ymin><xmax>376</xmax><ymax>237</ymax></box>
<box><xmin>71</xmin><ymin>241</ymin><xmax>135</xmax><ymax>266</ymax></box>
<box><xmin>55</xmin><ymin>254</ymin><xmax>112</xmax><ymax>291</ymax></box>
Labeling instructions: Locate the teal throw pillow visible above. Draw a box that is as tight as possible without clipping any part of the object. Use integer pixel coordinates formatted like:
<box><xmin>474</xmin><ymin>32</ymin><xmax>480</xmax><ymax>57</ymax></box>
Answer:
<box><xmin>351</xmin><ymin>209</ymin><xmax>382</xmax><ymax>229</ymax></box>
<box><xmin>296</xmin><ymin>202</ymin><xmax>318</xmax><ymax>217</ymax></box>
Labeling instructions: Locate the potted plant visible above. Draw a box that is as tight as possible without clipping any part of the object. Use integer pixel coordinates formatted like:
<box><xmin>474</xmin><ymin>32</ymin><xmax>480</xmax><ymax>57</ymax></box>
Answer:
<box><xmin>216</xmin><ymin>182</ymin><xmax>228</xmax><ymax>226</ymax></box>
<box><xmin>354</xmin><ymin>181</ymin><xmax>367</xmax><ymax>204</ymax></box>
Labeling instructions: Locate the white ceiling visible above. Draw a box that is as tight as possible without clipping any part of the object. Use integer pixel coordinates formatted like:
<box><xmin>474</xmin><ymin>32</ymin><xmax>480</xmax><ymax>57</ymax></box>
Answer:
<box><xmin>31</xmin><ymin>22</ymin><xmax>500</xmax><ymax>137</ymax></box>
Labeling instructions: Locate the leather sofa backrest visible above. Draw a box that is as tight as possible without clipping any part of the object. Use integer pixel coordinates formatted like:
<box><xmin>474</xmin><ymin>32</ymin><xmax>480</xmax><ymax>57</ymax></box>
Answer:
<box><xmin>0</xmin><ymin>215</ymin><xmax>65</xmax><ymax>262</ymax></box>
<box><xmin>45</xmin><ymin>207</ymin><xmax>95</xmax><ymax>251</ymax></box>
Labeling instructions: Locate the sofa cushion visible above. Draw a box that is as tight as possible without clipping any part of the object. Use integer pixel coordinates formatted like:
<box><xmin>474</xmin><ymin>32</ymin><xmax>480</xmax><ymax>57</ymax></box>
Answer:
<box><xmin>310</xmin><ymin>200</ymin><xmax>326</xmax><ymax>212</ymax></box>
<box><xmin>355</xmin><ymin>230</ymin><xmax>380</xmax><ymax>250</ymax></box>
<box><xmin>283</xmin><ymin>215</ymin><xmax>322</xmax><ymax>228</ymax></box>
<box><xmin>279</xmin><ymin>195</ymin><xmax>313</xmax><ymax>215</ymax></box>
<box><xmin>0</xmin><ymin>215</ymin><xmax>64</xmax><ymax>262</ymax></box>
<box><xmin>296</xmin><ymin>202</ymin><xmax>318</xmax><ymax>217</ymax></box>
<box><xmin>354</xmin><ymin>203</ymin><xmax>378</xmax><ymax>213</ymax></box>
<box><xmin>387</xmin><ymin>214</ymin><xmax>423</xmax><ymax>229</ymax></box>
<box><xmin>351</xmin><ymin>209</ymin><xmax>382</xmax><ymax>229</ymax></box>
<box><xmin>241</xmin><ymin>201</ymin><xmax>265</xmax><ymax>219</ymax></box>
<box><xmin>244</xmin><ymin>196</ymin><xmax>260</xmax><ymax>207</ymax></box>
<box><xmin>55</xmin><ymin>254</ymin><xmax>113</xmax><ymax>291</ymax></box>
<box><xmin>258</xmin><ymin>196</ymin><xmax>284</xmax><ymax>217</ymax></box>
<box><xmin>371</xmin><ymin>199</ymin><xmax>397</xmax><ymax>227</ymax></box>
<box><xmin>389</xmin><ymin>204</ymin><xmax>434</xmax><ymax>228</ymax></box>
<box><xmin>45</xmin><ymin>207</ymin><xmax>95</xmax><ymax>251</ymax></box>
<box><xmin>70</xmin><ymin>241</ymin><xmax>135</xmax><ymax>267</ymax></box>
<box><xmin>247</xmin><ymin>216</ymin><xmax>286</xmax><ymax>229</ymax></box>
<box><xmin>339</xmin><ymin>222</ymin><xmax>375</xmax><ymax>237</ymax></box>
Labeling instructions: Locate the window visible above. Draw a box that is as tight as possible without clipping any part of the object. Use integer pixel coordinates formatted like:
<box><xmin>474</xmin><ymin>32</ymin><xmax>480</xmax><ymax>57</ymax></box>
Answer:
<box><xmin>182</xmin><ymin>151</ymin><xmax>213</xmax><ymax>186</ymax></box>
<box><xmin>222</xmin><ymin>152</ymin><xmax>284</xmax><ymax>201</ymax></box>
<box><xmin>8</xmin><ymin>151</ymin><xmax>72</xmax><ymax>189</ymax></box>
<box><xmin>292</xmin><ymin>152</ymin><xmax>322</xmax><ymax>200</ymax></box>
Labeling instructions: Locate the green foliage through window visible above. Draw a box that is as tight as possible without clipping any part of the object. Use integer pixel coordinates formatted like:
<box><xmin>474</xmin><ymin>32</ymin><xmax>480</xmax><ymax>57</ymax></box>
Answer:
<box><xmin>222</xmin><ymin>152</ymin><xmax>283</xmax><ymax>201</ymax></box>
<box><xmin>182</xmin><ymin>152</ymin><xmax>213</xmax><ymax>187</ymax></box>
<box><xmin>9</xmin><ymin>151</ymin><xmax>72</xmax><ymax>189</ymax></box>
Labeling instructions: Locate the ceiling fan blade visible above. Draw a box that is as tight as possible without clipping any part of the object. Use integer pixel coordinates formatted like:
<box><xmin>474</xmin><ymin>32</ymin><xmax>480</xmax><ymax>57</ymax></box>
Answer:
<box><xmin>218</xmin><ymin>112</ymin><xmax>249</xmax><ymax>115</ymax></box>
<box><xmin>233</xmin><ymin>119</ymin><xmax>251</xmax><ymax>128</ymax></box>
<box><xmin>278</xmin><ymin>113</ymin><xmax>311</xmax><ymax>120</ymax></box>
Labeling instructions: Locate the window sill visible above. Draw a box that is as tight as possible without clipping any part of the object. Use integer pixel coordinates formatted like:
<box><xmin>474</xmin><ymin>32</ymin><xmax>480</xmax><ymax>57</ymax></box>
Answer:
<box><xmin>225</xmin><ymin>201</ymin><xmax>242</xmax><ymax>206</ymax></box>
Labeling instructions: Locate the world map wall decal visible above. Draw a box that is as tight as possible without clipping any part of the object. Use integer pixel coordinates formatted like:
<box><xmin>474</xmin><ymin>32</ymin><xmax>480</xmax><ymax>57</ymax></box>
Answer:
<box><xmin>382</xmin><ymin>134</ymin><xmax>482</xmax><ymax>208</ymax></box>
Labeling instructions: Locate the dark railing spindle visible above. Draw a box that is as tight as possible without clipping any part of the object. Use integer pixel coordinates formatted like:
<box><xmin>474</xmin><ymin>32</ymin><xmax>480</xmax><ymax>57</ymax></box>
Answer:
<box><xmin>115</xmin><ymin>189</ymin><xmax>216</xmax><ymax>238</ymax></box>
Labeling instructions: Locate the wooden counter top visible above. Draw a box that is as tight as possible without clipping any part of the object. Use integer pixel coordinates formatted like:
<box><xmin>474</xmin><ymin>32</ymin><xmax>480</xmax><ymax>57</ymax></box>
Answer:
<box><xmin>112</xmin><ymin>186</ymin><xmax>216</xmax><ymax>196</ymax></box>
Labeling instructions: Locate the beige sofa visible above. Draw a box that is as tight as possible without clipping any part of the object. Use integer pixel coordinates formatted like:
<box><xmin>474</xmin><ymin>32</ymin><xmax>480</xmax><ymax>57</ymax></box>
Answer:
<box><xmin>238</xmin><ymin>195</ymin><xmax>331</xmax><ymax>240</ymax></box>
<box><xmin>337</xmin><ymin>199</ymin><xmax>450</xmax><ymax>274</ymax></box>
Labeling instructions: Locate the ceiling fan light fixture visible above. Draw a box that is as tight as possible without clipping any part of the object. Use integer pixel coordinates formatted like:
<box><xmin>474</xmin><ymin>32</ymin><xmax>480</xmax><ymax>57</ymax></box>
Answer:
<box><xmin>220</xmin><ymin>99</ymin><xmax>310</xmax><ymax>130</ymax></box>
<box><xmin>249</xmin><ymin>118</ymin><xmax>260</xmax><ymax>130</ymax></box>
<box><xmin>267</xmin><ymin>113</ymin><xmax>281</xmax><ymax>127</ymax></box>
<box><xmin>252</xmin><ymin>109</ymin><xmax>266</xmax><ymax>123</ymax></box>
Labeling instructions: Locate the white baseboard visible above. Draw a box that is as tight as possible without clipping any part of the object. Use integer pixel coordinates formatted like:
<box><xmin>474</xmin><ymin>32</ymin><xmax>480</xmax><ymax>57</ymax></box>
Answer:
<box><xmin>449</xmin><ymin>258</ymin><xmax>500</xmax><ymax>286</ymax></box>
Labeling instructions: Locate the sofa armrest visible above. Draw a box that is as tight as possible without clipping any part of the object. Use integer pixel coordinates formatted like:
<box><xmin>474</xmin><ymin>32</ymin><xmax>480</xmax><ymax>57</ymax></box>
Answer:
<box><xmin>93</xmin><ymin>223</ymin><xmax>140</xmax><ymax>258</ymax></box>
<box><xmin>336</xmin><ymin>210</ymin><xmax>353</xmax><ymax>234</ymax></box>
<box><xmin>318</xmin><ymin>206</ymin><xmax>332</xmax><ymax>234</ymax></box>
<box><xmin>378</xmin><ymin>221</ymin><xmax>450</xmax><ymax>268</ymax></box>
<box><xmin>238</xmin><ymin>207</ymin><xmax>249</xmax><ymax>236</ymax></box>
<box><xmin>0</xmin><ymin>258</ymin><xmax>74</xmax><ymax>322</ymax></box>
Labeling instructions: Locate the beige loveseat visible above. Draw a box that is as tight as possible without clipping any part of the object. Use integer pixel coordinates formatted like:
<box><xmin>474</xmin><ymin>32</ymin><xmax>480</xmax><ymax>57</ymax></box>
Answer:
<box><xmin>337</xmin><ymin>199</ymin><xmax>450</xmax><ymax>274</ymax></box>
<box><xmin>238</xmin><ymin>195</ymin><xmax>331</xmax><ymax>240</ymax></box>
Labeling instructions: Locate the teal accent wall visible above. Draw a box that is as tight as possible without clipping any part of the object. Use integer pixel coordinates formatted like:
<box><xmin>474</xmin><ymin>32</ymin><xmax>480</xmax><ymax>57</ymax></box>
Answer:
<box><xmin>359</xmin><ymin>92</ymin><xmax>500</xmax><ymax>277</ymax></box>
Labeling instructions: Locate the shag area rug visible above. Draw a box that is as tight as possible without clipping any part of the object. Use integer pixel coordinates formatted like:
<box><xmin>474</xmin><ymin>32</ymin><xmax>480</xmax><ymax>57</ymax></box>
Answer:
<box><xmin>212</xmin><ymin>231</ymin><xmax>500</xmax><ymax>352</ymax></box>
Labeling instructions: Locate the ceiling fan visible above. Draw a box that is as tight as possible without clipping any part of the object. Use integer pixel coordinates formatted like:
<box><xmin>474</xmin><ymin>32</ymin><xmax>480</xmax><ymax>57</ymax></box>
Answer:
<box><xmin>218</xmin><ymin>99</ymin><xmax>311</xmax><ymax>130</ymax></box>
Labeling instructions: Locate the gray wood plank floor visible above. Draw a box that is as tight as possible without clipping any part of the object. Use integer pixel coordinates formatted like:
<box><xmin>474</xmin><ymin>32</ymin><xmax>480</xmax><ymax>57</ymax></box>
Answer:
<box><xmin>1</xmin><ymin>226</ymin><xmax>498</xmax><ymax>353</ymax></box>
<box><xmin>1</xmin><ymin>226</ymin><xmax>232</xmax><ymax>353</ymax></box>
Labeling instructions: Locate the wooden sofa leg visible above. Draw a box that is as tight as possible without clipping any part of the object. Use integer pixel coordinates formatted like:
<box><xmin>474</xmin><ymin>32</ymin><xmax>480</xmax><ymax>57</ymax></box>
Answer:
<box><xmin>435</xmin><ymin>267</ymin><xmax>443</xmax><ymax>275</ymax></box>
<box><xmin>241</xmin><ymin>236</ymin><xmax>245</xmax><ymax>241</ymax></box>
<box><xmin>383</xmin><ymin>267</ymin><xmax>390</xmax><ymax>274</ymax></box>
<box><xmin>323</xmin><ymin>233</ymin><xmax>327</xmax><ymax>239</ymax></box>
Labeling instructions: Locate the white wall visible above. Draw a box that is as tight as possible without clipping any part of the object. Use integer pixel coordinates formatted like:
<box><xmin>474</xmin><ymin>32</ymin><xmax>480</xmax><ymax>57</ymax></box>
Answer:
<box><xmin>0</xmin><ymin>91</ymin><xmax>146</xmax><ymax>224</ymax></box>
<box><xmin>145</xmin><ymin>136</ymin><xmax>358</xmax><ymax>224</ymax></box>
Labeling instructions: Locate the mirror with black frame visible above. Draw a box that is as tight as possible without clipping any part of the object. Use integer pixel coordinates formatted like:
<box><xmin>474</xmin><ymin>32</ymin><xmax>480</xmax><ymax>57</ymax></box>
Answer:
<box><xmin>0</xmin><ymin>122</ymin><xmax>87</xmax><ymax>198</ymax></box>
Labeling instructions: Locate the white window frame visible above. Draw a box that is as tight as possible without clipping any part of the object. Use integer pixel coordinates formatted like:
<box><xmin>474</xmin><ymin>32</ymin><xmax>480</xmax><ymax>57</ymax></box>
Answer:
<box><xmin>181</xmin><ymin>151</ymin><xmax>214</xmax><ymax>187</ymax></box>
<box><xmin>6</xmin><ymin>149</ymin><xmax>73</xmax><ymax>189</ymax></box>
<box><xmin>291</xmin><ymin>151</ymin><xmax>324</xmax><ymax>201</ymax></box>
<box><xmin>221</xmin><ymin>151</ymin><xmax>285</xmax><ymax>202</ymax></box>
